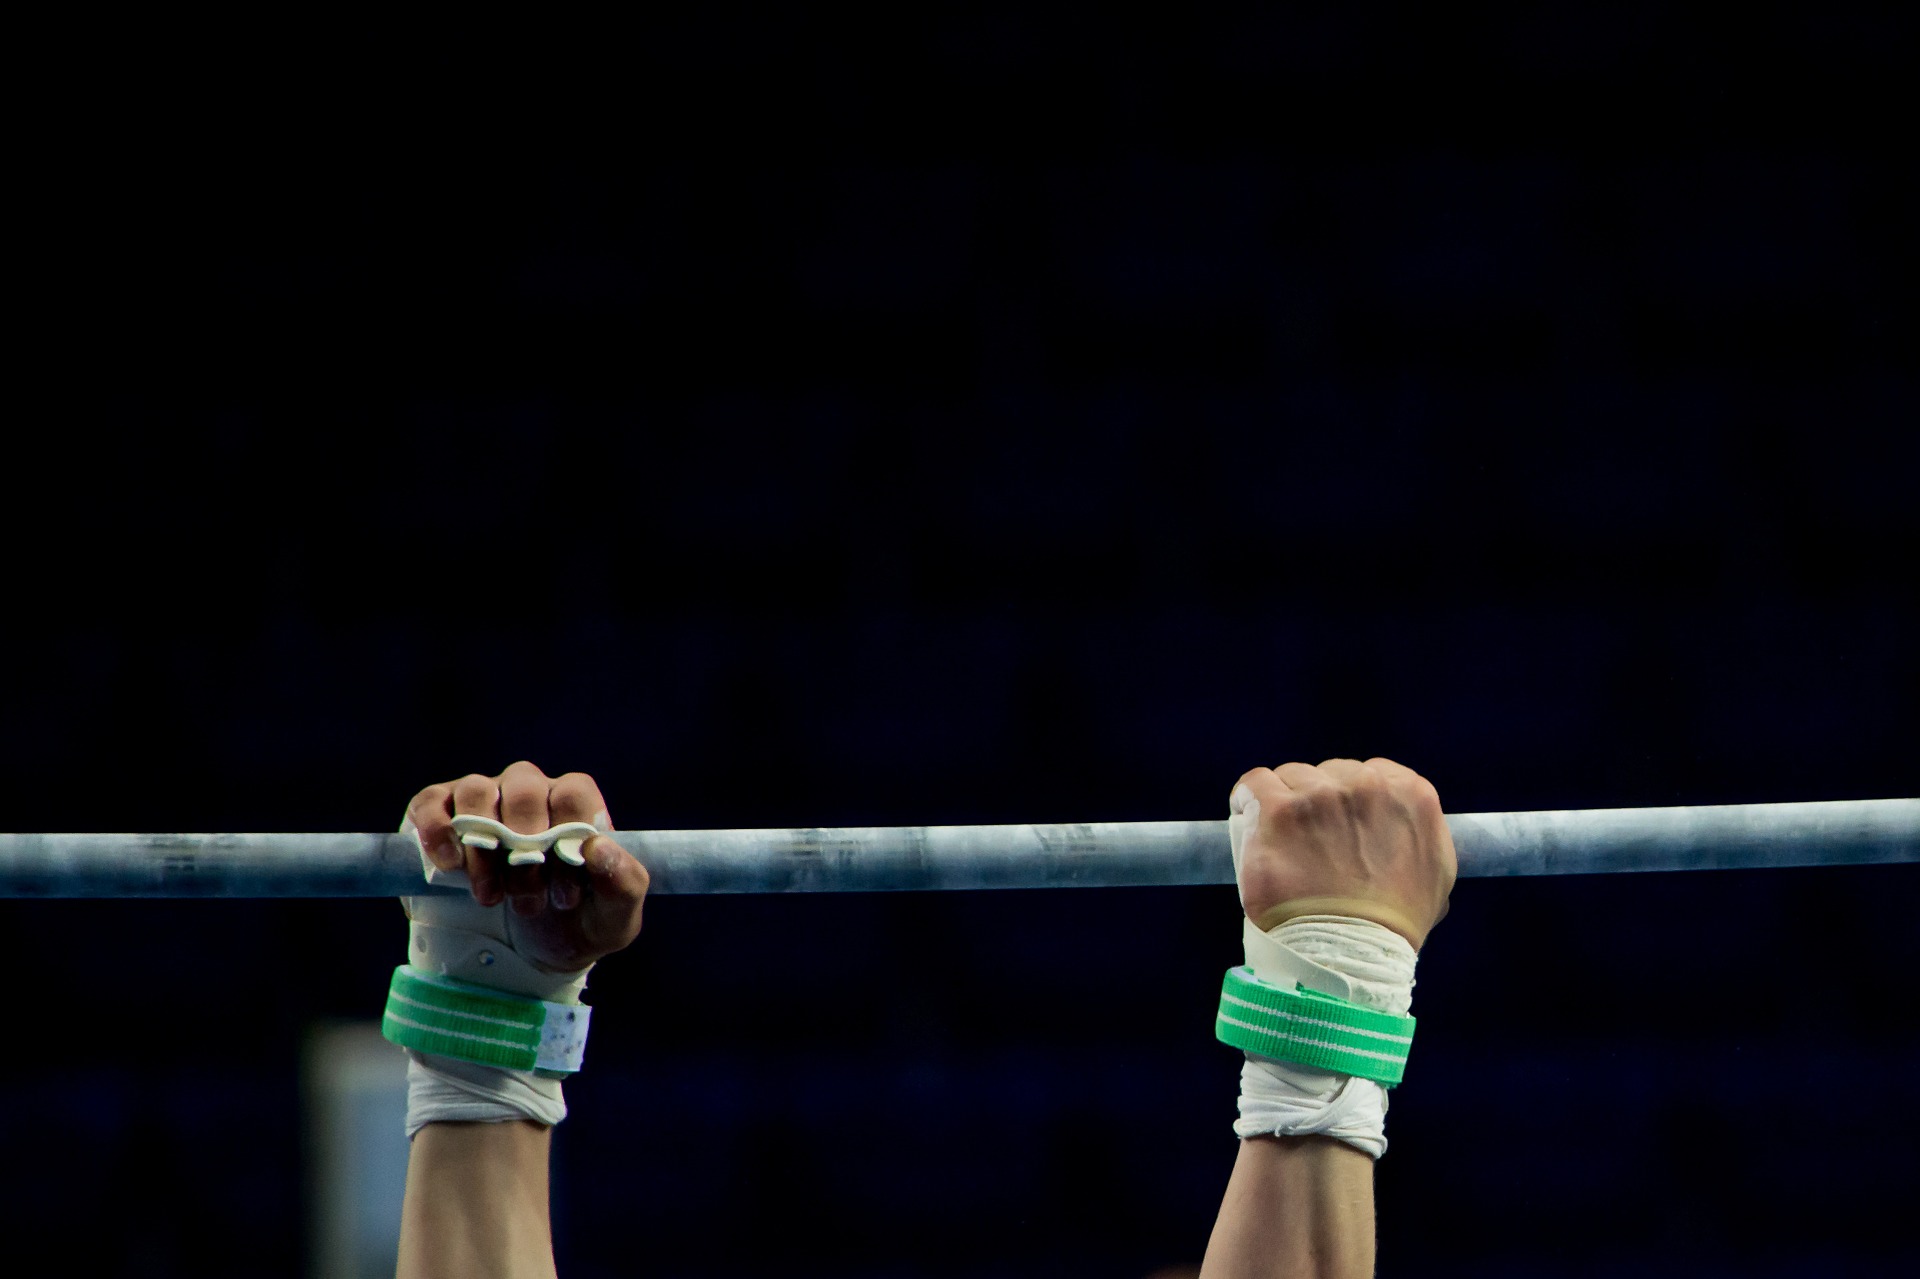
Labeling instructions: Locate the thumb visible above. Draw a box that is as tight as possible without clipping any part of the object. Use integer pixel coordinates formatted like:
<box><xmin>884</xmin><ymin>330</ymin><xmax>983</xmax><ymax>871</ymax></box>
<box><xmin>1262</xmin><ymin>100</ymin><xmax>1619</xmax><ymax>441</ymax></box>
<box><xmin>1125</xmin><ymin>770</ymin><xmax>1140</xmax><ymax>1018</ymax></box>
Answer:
<box><xmin>573</xmin><ymin>834</ymin><xmax>649</xmax><ymax>953</ymax></box>
<box><xmin>585</xmin><ymin>834</ymin><xmax>651</xmax><ymax>903</ymax></box>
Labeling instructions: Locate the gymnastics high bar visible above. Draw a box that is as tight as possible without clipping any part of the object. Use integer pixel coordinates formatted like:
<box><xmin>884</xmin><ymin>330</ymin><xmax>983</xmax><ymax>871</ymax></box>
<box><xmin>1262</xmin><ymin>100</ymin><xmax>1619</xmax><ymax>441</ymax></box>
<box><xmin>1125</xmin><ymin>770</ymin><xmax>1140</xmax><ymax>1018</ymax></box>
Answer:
<box><xmin>0</xmin><ymin>799</ymin><xmax>1913</xmax><ymax>898</ymax></box>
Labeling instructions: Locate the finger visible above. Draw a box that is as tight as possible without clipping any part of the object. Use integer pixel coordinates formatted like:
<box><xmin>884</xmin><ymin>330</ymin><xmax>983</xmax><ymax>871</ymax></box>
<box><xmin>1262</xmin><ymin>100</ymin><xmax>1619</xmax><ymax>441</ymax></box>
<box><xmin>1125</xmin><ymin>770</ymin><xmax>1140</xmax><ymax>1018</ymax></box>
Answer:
<box><xmin>548</xmin><ymin>869</ymin><xmax>584</xmax><ymax>912</ymax></box>
<box><xmin>497</xmin><ymin>761</ymin><xmax>555</xmax><ymax>916</ymax></box>
<box><xmin>1318</xmin><ymin>757</ymin><xmax>1390</xmax><ymax>807</ymax></box>
<box><xmin>544</xmin><ymin>772</ymin><xmax>611</xmax><ymax>913</ymax></box>
<box><xmin>1231</xmin><ymin>766</ymin><xmax>1285</xmax><ymax>819</ymax></box>
<box><xmin>578</xmin><ymin>834</ymin><xmax>649</xmax><ymax>941</ymax></box>
<box><xmin>547</xmin><ymin>772</ymin><xmax>612</xmax><ymax>865</ymax></box>
<box><xmin>584</xmin><ymin>835</ymin><xmax>647</xmax><ymax>896</ymax></box>
<box><xmin>546</xmin><ymin>772</ymin><xmax>611</xmax><ymax>827</ymax></box>
<box><xmin>1365</xmin><ymin>756</ymin><xmax>1459</xmax><ymax>902</ymax></box>
<box><xmin>506</xmin><ymin>858</ymin><xmax>549</xmax><ymax>917</ymax></box>
<box><xmin>1315</xmin><ymin>757</ymin><xmax>1370</xmax><ymax>784</ymax></box>
<box><xmin>451</xmin><ymin>772</ymin><xmax>505</xmax><ymax>906</ymax></box>
<box><xmin>407</xmin><ymin>783</ymin><xmax>462</xmax><ymax>871</ymax></box>
<box><xmin>1271</xmin><ymin>761</ymin><xmax>1330</xmax><ymax>795</ymax></box>
<box><xmin>497</xmin><ymin>760</ymin><xmax>555</xmax><ymax>835</ymax></box>
<box><xmin>1362</xmin><ymin>755</ymin><xmax>1421</xmax><ymax>785</ymax></box>
<box><xmin>1364</xmin><ymin>756</ymin><xmax>1443</xmax><ymax>810</ymax></box>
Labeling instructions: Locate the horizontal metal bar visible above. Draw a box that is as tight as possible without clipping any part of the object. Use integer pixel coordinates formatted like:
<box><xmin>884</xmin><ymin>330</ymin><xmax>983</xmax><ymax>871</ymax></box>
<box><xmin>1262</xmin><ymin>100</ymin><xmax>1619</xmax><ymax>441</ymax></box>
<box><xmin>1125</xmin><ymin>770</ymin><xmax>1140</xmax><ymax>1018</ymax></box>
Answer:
<box><xmin>0</xmin><ymin>799</ymin><xmax>1912</xmax><ymax>899</ymax></box>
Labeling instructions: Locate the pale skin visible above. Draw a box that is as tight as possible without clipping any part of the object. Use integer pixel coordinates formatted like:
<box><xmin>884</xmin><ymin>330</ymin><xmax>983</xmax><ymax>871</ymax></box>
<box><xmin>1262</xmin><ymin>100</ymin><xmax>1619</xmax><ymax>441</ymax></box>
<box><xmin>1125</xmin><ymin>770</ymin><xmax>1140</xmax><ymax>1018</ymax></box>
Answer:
<box><xmin>1199</xmin><ymin>756</ymin><xmax>1457</xmax><ymax>1279</ymax></box>
<box><xmin>393</xmin><ymin>756</ymin><xmax>1456</xmax><ymax>1279</ymax></box>
<box><xmin>396</xmin><ymin>761</ymin><xmax>648</xmax><ymax>1279</ymax></box>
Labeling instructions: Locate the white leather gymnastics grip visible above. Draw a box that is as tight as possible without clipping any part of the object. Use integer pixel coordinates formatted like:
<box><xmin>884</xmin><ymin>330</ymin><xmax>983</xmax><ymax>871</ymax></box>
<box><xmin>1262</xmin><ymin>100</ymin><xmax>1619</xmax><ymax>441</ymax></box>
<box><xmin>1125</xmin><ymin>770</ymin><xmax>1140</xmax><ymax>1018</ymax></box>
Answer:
<box><xmin>449</xmin><ymin>814</ymin><xmax>600</xmax><ymax>867</ymax></box>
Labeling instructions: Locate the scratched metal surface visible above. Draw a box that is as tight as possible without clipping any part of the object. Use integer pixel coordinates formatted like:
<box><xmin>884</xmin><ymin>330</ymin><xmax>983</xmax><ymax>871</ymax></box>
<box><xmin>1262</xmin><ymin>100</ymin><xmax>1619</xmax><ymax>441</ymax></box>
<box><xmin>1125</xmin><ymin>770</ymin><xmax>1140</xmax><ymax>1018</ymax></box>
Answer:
<box><xmin>0</xmin><ymin>799</ymin><xmax>1912</xmax><ymax>898</ymax></box>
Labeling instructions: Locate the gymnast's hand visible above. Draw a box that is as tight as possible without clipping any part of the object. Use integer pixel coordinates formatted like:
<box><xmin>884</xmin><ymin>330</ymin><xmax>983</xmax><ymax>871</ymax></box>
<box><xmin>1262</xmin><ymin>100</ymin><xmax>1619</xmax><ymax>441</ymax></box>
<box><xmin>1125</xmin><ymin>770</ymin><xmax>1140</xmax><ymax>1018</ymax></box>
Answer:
<box><xmin>403</xmin><ymin>760</ymin><xmax>650</xmax><ymax>973</ymax></box>
<box><xmin>1229</xmin><ymin>756</ymin><xmax>1457</xmax><ymax>952</ymax></box>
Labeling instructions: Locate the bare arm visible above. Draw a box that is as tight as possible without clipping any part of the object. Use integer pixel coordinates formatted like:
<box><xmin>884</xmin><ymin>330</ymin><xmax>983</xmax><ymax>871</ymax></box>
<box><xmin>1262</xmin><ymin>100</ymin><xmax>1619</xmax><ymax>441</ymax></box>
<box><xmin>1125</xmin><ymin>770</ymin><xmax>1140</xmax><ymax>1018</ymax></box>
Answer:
<box><xmin>1199</xmin><ymin>1135</ymin><xmax>1375</xmax><ymax>1279</ymax></box>
<box><xmin>398</xmin><ymin>1121</ymin><xmax>557</xmax><ymax>1279</ymax></box>
<box><xmin>390</xmin><ymin>762</ymin><xmax>651</xmax><ymax>1277</ymax></box>
<box><xmin>1197</xmin><ymin>756</ymin><xmax>1457</xmax><ymax>1279</ymax></box>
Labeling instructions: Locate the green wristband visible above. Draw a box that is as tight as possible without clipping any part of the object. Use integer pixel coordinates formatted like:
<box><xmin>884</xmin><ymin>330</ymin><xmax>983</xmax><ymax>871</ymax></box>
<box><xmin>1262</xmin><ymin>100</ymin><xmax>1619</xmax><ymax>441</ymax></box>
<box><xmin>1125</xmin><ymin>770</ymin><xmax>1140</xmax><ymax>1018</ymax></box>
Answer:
<box><xmin>380</xmin><ymin>965</ymin><xmax>591</xmax><ymax>1078</ymax></box>
<box><xmin>1214</xmin><ymin>965</ymin><xmax>1416</xmax><ymax>1087</ymax></box>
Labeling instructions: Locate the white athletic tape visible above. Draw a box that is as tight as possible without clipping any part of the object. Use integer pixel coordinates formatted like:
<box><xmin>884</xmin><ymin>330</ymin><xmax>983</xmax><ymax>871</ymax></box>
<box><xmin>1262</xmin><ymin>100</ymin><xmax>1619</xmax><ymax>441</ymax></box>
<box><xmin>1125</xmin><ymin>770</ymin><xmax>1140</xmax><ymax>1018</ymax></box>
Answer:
<box><xmin>403</xmin><ymin>1050</ymin><xmax>567</xmax><ymax>1138</ymax></box>
<box><xmin>1226</xmin><ymin>784</ymin><xmax>1421</xmax><ymax>1160</ymax></box>
<box><xmin>1231</xmin><ymin>916</ymin><xmax>1418</xmax><ymax>1160</ymax></box>
<box><xmin>1243</xmin><ymin>916</ymin><xmax>1417</xmax><ymax>1017</ymax></box>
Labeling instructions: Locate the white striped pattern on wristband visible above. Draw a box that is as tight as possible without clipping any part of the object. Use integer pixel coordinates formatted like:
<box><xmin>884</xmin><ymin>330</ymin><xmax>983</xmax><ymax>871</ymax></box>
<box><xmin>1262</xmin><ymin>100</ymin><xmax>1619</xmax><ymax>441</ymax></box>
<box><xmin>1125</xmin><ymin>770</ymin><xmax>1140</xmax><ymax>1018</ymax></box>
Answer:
<box><xmin>381</xmin><ymin>965</ymin><xmax>590</xmax><ymax>1077</ymax></box>
<box><xmin>1214</xmin><ymin>966</ymin><xmax>1416</xmax><ymax>1086</ymax></box>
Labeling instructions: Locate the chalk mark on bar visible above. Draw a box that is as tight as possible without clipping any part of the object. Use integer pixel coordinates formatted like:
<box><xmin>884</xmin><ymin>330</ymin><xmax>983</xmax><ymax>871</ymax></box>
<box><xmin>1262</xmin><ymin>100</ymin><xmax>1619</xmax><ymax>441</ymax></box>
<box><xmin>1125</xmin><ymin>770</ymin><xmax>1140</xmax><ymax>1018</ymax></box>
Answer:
<box><xmin>0</xmin><ymin>799</ymin><xmax>1912</xmax><ymax>898</ymax></box>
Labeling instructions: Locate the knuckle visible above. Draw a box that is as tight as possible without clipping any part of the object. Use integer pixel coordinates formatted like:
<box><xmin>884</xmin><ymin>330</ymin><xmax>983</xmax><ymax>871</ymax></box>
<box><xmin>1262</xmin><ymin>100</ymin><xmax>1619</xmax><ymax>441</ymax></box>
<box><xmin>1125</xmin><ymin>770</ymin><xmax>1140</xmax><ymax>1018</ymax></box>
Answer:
<box><xmin>452</xmin><ymin>773</ymin><xmax>497</xmax><ymax>802</ymax></box>
<box><xmin>1349</xmin><ymin>767</ymin><xmax>1390</xmax><ymax>797</ymax></box>
<box><xmin>499</xmin><ymin>773</ymin><xmax>546</xmax><ymax>802</ymax></box>
<box><xmin>1334</xmin><ymin>771</ymin><xmax>1388</xmax><ymax>815</ymax></box>
<box><xmin>550</xmin><ymin>772</ymin><xmax>599</xmax><ymax>805</ymax></box>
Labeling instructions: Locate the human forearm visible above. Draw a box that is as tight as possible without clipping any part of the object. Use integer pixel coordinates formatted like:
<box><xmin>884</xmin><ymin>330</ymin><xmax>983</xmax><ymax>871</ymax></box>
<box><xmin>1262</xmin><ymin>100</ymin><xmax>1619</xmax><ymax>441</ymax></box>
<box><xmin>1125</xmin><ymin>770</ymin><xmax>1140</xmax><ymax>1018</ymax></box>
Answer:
<box><xmin>1199</xmin><ymin>1135</ymin><xmax>1375</xmax><ymax>1279</ymax></box>
<box><xmin>1198</xmin><ymin>758</ymin><xmax>1455</xmax><ymax>1278</ymax></box>
<box><xmin>387</xmin><ymin>764</ymin><xmax>650</xmax><ymax>1276</ymax></box>
<box><xmin>397</xmin><ymin>1120</ymin><xmax>557</xmax><ymax>1279</ymax></box>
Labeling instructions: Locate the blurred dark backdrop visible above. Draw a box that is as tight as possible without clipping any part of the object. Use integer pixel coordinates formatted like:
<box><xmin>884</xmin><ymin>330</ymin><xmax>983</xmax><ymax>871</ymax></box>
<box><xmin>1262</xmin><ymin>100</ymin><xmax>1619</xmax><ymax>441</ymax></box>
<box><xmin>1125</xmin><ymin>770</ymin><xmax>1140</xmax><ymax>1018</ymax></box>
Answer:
<box><xmin>5</xmin><ymin>6</ymin><xmax>1916</xmax><ymax>1276</ymax></box>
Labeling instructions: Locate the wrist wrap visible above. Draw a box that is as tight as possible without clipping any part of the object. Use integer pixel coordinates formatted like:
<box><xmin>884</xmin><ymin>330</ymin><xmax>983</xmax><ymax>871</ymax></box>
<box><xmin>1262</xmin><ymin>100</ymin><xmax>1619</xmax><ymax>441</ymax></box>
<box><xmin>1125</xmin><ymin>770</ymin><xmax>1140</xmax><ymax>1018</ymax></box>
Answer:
<box><xmin>382</xmin><ymin>966</ymin><xmax>591</xmax><ymax>1078</ymax></box>
<box><xmin>1215</xmin><ymin>966</ymin><xmax>1415</xmax><ymax>1086</ymax></box>
<box><xmin>1216</xmin><ymin>913</ymin><xmax>1418</xmax><ymax>1085</ymax></box>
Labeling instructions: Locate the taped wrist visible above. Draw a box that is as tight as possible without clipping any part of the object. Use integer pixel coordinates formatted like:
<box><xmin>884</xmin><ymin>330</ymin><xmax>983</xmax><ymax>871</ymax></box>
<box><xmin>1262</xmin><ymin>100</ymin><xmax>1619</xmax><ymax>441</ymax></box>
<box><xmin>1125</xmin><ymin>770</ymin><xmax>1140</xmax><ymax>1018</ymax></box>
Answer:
<box><xmin>404</xmin><ymin>1050</ymin><xmax>566</xmax><ymax>1140</ymax></box>
<box><xmin>1216</xmin><ymin>916</ymin><xmax>1418</xmax><ymax>1084</ymax></box>
<box><xmin>1218</xmin><ymin>915</ymin><xmax>1419</xmax><ymax>1161</ymax></box>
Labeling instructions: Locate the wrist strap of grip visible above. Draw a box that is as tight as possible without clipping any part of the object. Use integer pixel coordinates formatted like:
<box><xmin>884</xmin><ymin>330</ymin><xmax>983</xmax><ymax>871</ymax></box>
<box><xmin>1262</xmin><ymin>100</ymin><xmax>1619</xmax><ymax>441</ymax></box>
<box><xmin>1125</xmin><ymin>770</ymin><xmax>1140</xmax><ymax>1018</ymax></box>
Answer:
<box><xmin>1214</xmin><ymin>966</ymin><xmax>1416</xmax><ymax>1087</ymax></box>
<box><xmin>381</xmin><ymin>965</ymin><xmax>591</xmax><ymax>1078</ymax></box>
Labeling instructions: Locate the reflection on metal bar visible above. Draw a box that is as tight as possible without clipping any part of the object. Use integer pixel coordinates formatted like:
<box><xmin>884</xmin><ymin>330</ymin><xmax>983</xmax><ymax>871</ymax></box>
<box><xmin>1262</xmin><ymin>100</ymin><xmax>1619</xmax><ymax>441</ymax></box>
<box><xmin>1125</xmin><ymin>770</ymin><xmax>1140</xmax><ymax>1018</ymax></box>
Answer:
<box><xmin>0</xmin><ymin>799</ymin><xmax>1912</xmax><ymax>899</ymax></box>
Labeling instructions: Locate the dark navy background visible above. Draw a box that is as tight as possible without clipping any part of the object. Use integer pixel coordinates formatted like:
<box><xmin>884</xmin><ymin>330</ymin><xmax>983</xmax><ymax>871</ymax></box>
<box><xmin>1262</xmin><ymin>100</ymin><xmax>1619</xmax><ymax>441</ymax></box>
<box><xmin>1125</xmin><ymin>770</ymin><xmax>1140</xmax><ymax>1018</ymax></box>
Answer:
<box><xmin>5</xmin><ymin>8</ymin><xmax>1916</xmax><ymax>1276</ymax></box>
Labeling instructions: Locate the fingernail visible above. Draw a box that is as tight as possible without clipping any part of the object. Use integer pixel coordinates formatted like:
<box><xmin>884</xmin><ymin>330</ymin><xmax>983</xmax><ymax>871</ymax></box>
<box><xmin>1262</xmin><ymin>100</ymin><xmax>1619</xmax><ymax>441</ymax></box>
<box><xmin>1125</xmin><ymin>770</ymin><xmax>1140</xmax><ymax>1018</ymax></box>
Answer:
<box><xmin>1230</xmin><ymin>783</ymin><xmax>1254</xmax><ymax>814</ymax></box>
<box><xmin>550</xmin><ymin>879</ymin><xmax>578</xmax><ymax>911</ymax></box>
<box><xmin>588</xmin><ymin>837</ymin><xmax>619</xmax><ymax>874</ymax></box>
<box><xmin>434</xmin><ymin>838</ymin><xmax>460</xmax><ymax>868</ymax></box>
<box><xmin>512</xmin><ymin>893</ymin><xmax>542</xmax><ymax>916</ymax></box>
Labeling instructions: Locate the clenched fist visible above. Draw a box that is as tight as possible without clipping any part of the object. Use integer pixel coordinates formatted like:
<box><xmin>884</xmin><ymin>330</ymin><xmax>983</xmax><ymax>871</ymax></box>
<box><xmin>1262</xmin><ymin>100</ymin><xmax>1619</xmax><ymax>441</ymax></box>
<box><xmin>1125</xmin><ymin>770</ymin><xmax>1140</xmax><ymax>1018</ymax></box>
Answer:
<box><xmin>1230</xmin><ymin>757</ymin><xmax>1457</xmax><ymax>951</ymax></box>
<box><xmin>404</xmin><ymin>760</ymin><xmax>649</xmax><ymax>973</ymax></box>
